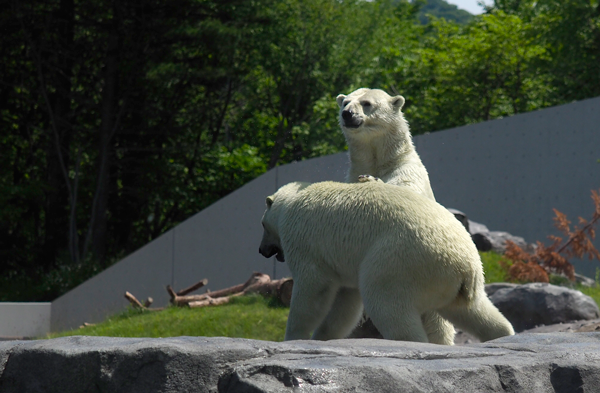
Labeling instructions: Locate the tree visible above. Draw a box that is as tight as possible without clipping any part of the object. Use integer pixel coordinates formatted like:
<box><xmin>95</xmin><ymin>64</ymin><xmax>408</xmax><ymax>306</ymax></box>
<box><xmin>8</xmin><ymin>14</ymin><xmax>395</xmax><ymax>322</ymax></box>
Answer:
<box><xmin>374</xmin><ymin>10</ymin><xmax>553</xmax><ymax>134</ymax></box>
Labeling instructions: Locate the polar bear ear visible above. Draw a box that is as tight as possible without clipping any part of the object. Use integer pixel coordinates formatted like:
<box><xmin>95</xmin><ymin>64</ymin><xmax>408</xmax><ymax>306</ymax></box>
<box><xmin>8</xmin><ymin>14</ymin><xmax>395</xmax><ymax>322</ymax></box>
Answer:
<box><xmin>336</xmin><ymin>94</ymin><xmax>347</xmax><ymax>108</ymax></box>
<box><xmin>390</xmin><ymin>95</ymin><xmax>405</xmax><ymax>110</ymax></box>
<box><xmin>266</xmin><ymin>196</ymin><xmax>274</xmax><ymax>208</ymax></box>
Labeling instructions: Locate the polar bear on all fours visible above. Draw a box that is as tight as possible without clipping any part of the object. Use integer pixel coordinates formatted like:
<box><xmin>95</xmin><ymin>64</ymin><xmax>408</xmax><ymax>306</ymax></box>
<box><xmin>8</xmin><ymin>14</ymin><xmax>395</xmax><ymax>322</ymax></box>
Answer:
<box><xmin>259</xmin><ymin>180</ymin><xmax>514</xmax><ymax>343</ymax></box>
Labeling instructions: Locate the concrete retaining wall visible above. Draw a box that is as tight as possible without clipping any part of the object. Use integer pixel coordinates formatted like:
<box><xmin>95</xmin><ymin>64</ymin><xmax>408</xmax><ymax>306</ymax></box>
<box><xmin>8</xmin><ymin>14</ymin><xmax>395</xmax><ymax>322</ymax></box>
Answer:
<box><xmin>0</xmin><ymin>303</ymin><xmax>51</xmax><ymax>338</ymax></box>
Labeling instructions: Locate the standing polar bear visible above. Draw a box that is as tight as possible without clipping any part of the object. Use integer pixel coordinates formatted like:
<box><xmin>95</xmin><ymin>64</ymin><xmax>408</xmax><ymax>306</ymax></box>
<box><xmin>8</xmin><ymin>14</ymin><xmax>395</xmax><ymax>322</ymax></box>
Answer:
<box><xmin>337</xmin><ymin>88</ymin><xmax>435</xmax><ymax>200</ymax></box>
<box><xmin>259</xmin><ymin>180</ymin><xmax>514</xmax><ymax>343</ymax></box>
<box><xmin>337</xmin><ymin>88</ymin><xmax>455</xmax><ymax>344</ymax></box>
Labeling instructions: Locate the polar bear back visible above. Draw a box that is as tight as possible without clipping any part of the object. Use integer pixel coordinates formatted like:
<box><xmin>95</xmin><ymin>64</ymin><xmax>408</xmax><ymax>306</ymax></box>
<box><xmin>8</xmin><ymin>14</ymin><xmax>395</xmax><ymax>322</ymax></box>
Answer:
<box><xmin>276</xmin><ymin>181</ymin><xmax>482</xmax><ymax>293</ymax></box>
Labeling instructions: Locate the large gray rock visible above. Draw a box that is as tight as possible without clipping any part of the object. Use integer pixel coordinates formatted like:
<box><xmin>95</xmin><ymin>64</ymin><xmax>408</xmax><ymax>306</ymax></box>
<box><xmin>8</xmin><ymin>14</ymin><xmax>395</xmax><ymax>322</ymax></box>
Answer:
<box><xmin>490</xmin><ymin>282</ymin><xmax>600</xmax><ymax>332</ymax></box>
<box><xmin>447</xmin><ymin>208</ymin><xmax>535</xmax><ymax>253</ymax></box>
<box><xmin>2</xmin><ymin>334</ymin><xmax>600</xmax><ymax>392</ymax></box>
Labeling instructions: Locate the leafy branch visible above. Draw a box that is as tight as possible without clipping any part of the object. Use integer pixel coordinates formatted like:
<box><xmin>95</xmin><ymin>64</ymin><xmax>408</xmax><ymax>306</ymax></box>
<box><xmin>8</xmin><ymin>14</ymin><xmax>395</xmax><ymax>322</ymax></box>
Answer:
<box><xmin>502</xmin><ymin>189</ymin><xmax>600</xmax><ymax>283</ymax></box>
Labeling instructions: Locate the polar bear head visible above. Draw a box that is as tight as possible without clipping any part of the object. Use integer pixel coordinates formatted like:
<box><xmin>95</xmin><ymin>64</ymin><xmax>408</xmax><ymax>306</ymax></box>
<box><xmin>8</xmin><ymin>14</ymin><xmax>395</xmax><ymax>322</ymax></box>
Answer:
<box><xmin>336</xmin><ymin>88</ymin><xmax>405</xmax><ymax>133</ymax></box>
<box><xmin>259</xmin><ymin>181</ymin><xmax>311</xmax><ymax>262</ymax></box>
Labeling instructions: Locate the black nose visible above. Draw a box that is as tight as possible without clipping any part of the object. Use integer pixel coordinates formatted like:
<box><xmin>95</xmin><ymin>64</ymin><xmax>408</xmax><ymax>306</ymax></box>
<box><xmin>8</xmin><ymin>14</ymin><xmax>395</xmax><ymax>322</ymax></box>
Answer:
<box><xmin>342</xmin><ymin>110</ymin><xmax>353</xmax><ymax>121</ymax></box>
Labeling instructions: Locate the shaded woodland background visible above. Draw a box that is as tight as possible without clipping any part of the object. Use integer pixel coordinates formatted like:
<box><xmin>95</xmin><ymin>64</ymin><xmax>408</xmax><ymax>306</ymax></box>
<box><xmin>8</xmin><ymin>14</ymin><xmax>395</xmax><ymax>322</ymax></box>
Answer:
<box><xmin>1</xmin><ymin>0</ymin><xmax>599</xmax><ymax>301</ymax></box>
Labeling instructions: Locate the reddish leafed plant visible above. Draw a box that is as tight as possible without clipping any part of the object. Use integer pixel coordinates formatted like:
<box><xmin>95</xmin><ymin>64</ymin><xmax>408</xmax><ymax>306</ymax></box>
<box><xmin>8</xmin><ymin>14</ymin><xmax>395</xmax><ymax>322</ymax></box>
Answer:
<box><xmin>502</xmin><ymin>189</ymin><xmax>600</xmax><ymax>283</ymax></box>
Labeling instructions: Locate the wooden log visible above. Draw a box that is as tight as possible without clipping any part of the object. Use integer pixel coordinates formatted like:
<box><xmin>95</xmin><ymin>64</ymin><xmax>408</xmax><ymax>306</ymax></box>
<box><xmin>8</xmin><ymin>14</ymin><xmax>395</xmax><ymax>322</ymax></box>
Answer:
<box><xmin>176</xmin><ymin>278</ymin><xmax>208</xmax><ymax>296</ymax></box>
<box><xmin>202</xmin><ymin>273</ymin><xmax>266</xmax><ymax>299</ymax></box>
<box><xmin>124</xmin><ymin>291</ymin><xmax>144</xmax><ymax>309</ymax></box>
<box><xmin>169</xmin><ymin>272</ymin><xmax>271</xmax><ymax>306</ymax></box>
<box><xmin>144</xmin><ymin>297</ymin><xmax>154</xmax><ymax>308</ymax></box>
<box><xmin>278</xmin><ymin>279</ymin><xmax>293</xmax><ymax>307</ymax></box>
<box><xmin>188</xmin><ymin>293</ymin><xmax>244</xmax><ymax>308</ymax></box>
<box><xmin>244</xmin><ymin>277</ymin><xmax>293</xmax><ymax>306</ymax></box>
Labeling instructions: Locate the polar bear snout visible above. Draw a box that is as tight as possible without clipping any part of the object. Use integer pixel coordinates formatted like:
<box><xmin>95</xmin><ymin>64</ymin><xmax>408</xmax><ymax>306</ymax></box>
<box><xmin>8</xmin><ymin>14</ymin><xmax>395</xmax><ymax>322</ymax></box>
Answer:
<box><xmin>341</xmin><ymin>109</ymin><xmax>363</xmax><ymax>128</ymax></box>
<box><xmin>259</xmin><ymin>243</ymin><xmax>285</xmax><ymax>262</ymax></box>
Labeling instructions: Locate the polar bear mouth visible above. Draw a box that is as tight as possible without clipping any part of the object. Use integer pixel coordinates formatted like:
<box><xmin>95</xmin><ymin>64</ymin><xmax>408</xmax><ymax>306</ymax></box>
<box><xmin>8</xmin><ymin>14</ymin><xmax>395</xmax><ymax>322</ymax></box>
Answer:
<box><xmin>342</xmin><ymin>118</ymin><xmax>364</xmax><ymax>128</ymax></box>
<box><xmin>259</xmin><ymin>245</ymin><xmax>286</xmax><ymax>262</ymax></box>
<box><xmin>275</xmin><ymin>251</ymin><xmax>285</xmax><ymax>262</ymax></box>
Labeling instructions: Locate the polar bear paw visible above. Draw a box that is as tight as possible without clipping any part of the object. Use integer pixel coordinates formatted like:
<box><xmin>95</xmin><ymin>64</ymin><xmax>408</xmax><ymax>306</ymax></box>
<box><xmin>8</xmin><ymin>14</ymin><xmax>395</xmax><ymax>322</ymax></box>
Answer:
<box><xmin>358</xmin><ymin>174</ymin><xmax>383</xmax><ymax>183</ymax></box>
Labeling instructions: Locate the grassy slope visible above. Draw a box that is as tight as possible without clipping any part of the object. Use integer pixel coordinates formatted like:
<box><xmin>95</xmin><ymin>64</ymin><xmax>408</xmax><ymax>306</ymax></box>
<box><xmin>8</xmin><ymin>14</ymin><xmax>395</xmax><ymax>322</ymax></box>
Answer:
<box><xmin>48</xmin><ymin>252</ymin><xmax>600</xmax><ymax>340</ymax></box>
<box><xmin>49</xmin><ymin>295</ymin><xmax>289</xmax><ymax>341</ymax></box>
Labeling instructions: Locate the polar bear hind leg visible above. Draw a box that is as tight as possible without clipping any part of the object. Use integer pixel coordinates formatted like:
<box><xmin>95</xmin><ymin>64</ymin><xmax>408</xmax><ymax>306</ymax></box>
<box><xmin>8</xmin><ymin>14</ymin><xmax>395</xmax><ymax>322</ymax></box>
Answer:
<box><xmin>284</xmin><ymin>276</ymin><xmax>341</xmax><ymax>341</ymax></box>
<box><xmin>358</xmin><ymin>255</ymin><xmax>429</xmax><ymax>342</ymax></box>
<box><xmin>437</xmin><ymin>292</ymin><xmax>515</xmax><ymax>342</ymax></box>
<box><xmin>421</xmin><ymin>311</ymin><xmax>456</xmax><ymax>345</ymax></box>
<box><xmin>363</xmin><ymin>291</ymin><xmax>429</xmax><ymax>342</ymax></box>
<box><xmin>312</xmin><ymin>287</ymin><xmax>364</xmax><ymax>340</ymax></box>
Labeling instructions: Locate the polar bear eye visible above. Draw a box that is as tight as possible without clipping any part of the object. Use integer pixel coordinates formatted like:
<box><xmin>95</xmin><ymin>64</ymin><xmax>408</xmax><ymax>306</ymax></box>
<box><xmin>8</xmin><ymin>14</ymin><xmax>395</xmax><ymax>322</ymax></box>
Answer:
<box><xmin>361</xmin><ymin>101</ymin><xmax>372</xmax><ymax>107</ymax></box>
<box><xmin>343</xmin><ymin>101</ymin><xmax>351</xmax><ymax>107</ymax></box>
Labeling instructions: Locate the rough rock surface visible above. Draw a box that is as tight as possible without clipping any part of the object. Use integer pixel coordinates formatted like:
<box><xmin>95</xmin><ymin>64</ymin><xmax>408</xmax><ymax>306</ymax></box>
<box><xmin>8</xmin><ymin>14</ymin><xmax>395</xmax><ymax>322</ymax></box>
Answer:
<box><xmin>490</xmin><ymin>282</ymin><xmax>600</xmax><ymax>332</ymax></box>
<box><xmin>456</xmin><ymin>318</ymin><xmax>600</xmax><ymax>345</ymax></box>
<box><xmin>447</xmin><ymin>208</ymin><xmax>535</xmax><ymax>253</ymax></box>
<box><xmin>2</xmin><ymin>334</ymin><xmax>600</xmax><ymax>392</ymax></box>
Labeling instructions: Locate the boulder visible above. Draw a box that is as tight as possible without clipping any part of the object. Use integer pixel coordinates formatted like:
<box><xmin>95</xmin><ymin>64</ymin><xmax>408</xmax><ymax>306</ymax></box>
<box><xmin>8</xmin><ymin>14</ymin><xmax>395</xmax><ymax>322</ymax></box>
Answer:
<box><xmin>447</xmin><ymin>208</ymin><xmax>536</xmax><ymax>253</ymax></box>
<box><xmin>484</xmin><ymin>282</ymin><xmax>519</xmax><ymax>297</ymax></box>
<box><xmin>447</xmin><ymin>208</ymin><xmax>469</xmax><ymax>232</ymax></box>
<box><xmin>489</xmin><ymin>282</ymin><xmax>600</xmax><ymax>332</ymax></box>
<box><xmin>2</xmin><ymin>334</ymin><xmax>600</xmax><ymax>392</ymax></box>
<box><xmin>485</xmin><ymin>230</ymin><xmax>535</xmax><ymax>254</ymax></box>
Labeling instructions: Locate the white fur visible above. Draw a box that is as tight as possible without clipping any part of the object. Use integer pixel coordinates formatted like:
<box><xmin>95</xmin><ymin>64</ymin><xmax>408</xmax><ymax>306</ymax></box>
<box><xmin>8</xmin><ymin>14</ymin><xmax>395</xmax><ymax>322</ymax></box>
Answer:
<box><xmin>336</xmin><ymin>88</ymin><xmax>435</xmax><ymax>201</ymax></box>
<box><xmin>337</xmin><ymin>88</ymin><xmax>452</xmax><ymax>343</ymax></box>
<box><xmin>259</xmin><ymin>181</ymin><xmax>514</xmax><ymax>343</ymax></box>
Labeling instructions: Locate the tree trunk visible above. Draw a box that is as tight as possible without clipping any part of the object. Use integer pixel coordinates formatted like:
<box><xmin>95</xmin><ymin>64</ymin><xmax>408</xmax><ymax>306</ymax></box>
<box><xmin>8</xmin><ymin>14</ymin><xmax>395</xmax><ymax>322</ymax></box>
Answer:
<box><xmin>86</xmin><ymin>15</ymin><xmax>121</xmax><ymax>265</ymax></box>
<box><xmin>43</xmin><ymin>0</ymin><xmax>75</xmax><ymax>270</ymax></box>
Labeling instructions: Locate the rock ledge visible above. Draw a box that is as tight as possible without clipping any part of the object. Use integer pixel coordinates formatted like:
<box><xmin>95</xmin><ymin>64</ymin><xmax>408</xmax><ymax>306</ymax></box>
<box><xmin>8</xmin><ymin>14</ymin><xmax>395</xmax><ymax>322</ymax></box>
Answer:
<box><xmin>2</xmin><ymin>334</ymin><xmax>600</xmax><ymax>392</ymax></box>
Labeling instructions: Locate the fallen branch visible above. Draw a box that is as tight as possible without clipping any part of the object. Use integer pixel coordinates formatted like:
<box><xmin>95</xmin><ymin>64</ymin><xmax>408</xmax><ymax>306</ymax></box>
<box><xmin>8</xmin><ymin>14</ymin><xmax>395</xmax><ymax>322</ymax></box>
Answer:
<box><xmin>124</xmin><ymin>291</ymin><xmax>163</xmax><ymax>311</ymax></box>
<box><xmin>124</xmin><ymin>291</ymin><xmax>144</xmax><ymax>309</ymax></box>
<box><xmin>189</xmin><ymin>292</ymin><xmax>244</xmax><ymax>308</ymax></box>
<box><xmin>244</xmin><ymin>277</ymin><xmax>294</xmax><ymax>307</ymax></box>
<box><xmin>168</xmin><ymin>272</ymin><xmax>271</xmax><ymax>306</ymax></box>
<box><xmin>176</xmin><ymin>278</ymin><xmax>208</xmax><ymax>296</ymax></box>
<box><xmin>187</xmin><ymin>276</ymin><xmax>293</xmax><ymax>308</ymax></box>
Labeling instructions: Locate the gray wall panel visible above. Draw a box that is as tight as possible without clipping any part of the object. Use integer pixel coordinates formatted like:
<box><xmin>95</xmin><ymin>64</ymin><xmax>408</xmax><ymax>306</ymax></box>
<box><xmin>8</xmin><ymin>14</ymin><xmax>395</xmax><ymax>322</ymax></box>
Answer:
<box><xmin>416</xmin><ymin>96</ymin><xmax>600</xmax><ymax>277</ymax></box>
<box><xmin>275</xmin><ymin>152</ymin><xmax>347</xmax><ymax>187</ymax></box>
<box><xmin>172</xmin><ymin>169</ymin><xmax>278</xmax><ymax>293</ymax></box>
<box><xmin>51</xmin><ymin>231</ymin><xmax>174</xmax><ymax>332</ymax></box>
<box><xmin>0</xmin><ymin>303</ymin><xmax>50</xmax><ymax>338</ymax></box>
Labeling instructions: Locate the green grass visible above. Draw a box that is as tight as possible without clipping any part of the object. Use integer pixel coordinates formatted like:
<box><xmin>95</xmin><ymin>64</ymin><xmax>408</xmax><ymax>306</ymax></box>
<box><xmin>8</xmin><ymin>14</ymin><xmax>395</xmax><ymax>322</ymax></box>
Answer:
<box><xmin>576</xmin><ymin>285</ymin><xmax>600</xmax><ymax>307</ymax></box>
<box><xmin>46</xmin><ymin>252</ymin><xmax>600</xmax><ymax>340</ymax></box>
<box><xmin>48</xmin><ymin>294</ymin><xmax>288</xmax><ymax>341</ymax></box>
<box><xmin>480</xmin><ymin>251</ymin><xmax>509</xmax><ymax>284</ymax></box>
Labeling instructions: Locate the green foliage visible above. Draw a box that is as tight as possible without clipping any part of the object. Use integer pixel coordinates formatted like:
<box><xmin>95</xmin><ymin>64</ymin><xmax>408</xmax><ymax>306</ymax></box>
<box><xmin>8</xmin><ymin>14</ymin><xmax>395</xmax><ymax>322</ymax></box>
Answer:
<box><xmin>2</xmin><ymin>0</ymin><xmax>600</xmax><ymax>301</ymax></box>
<box><xmin>47</xmin><ymin>295</ymin><xmax>288</xmax><ymax>341</ymax></box>
<box><xmin>376</xmin><ymin>10</ymin><xmax>554</xmax><ymax>133</ymax></box>
<box><xmin>0</xmin><ymin>252</ymin><xmax>110</xmax><ymax>302</ymax></box>
<box><xmin>579</xmin><ymin>284</ymin><xmax>600</xmax><ymax>308</ymax></box>
<box><xmin>480</xmin><ymin>251</ymin><xmax>509</xmax><ymax>283</ymax></box>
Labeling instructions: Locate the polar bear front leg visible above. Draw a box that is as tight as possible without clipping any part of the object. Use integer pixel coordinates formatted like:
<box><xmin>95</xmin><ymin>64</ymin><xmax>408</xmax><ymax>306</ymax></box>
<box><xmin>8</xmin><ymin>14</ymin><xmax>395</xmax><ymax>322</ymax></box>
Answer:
<box><xmin>357</xmin><ymin>174</ymin><xmax>383</xmax><ymax>183</ymax></box>
<box><xmin>312</xmin><ymin>287</ymin><xmax>364</xmax><ymax>340</ymax></box>
<box><xmin>284</xmin><ymin>277</ymin><xmax>340</xmax><ymax>341</ymax></box>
